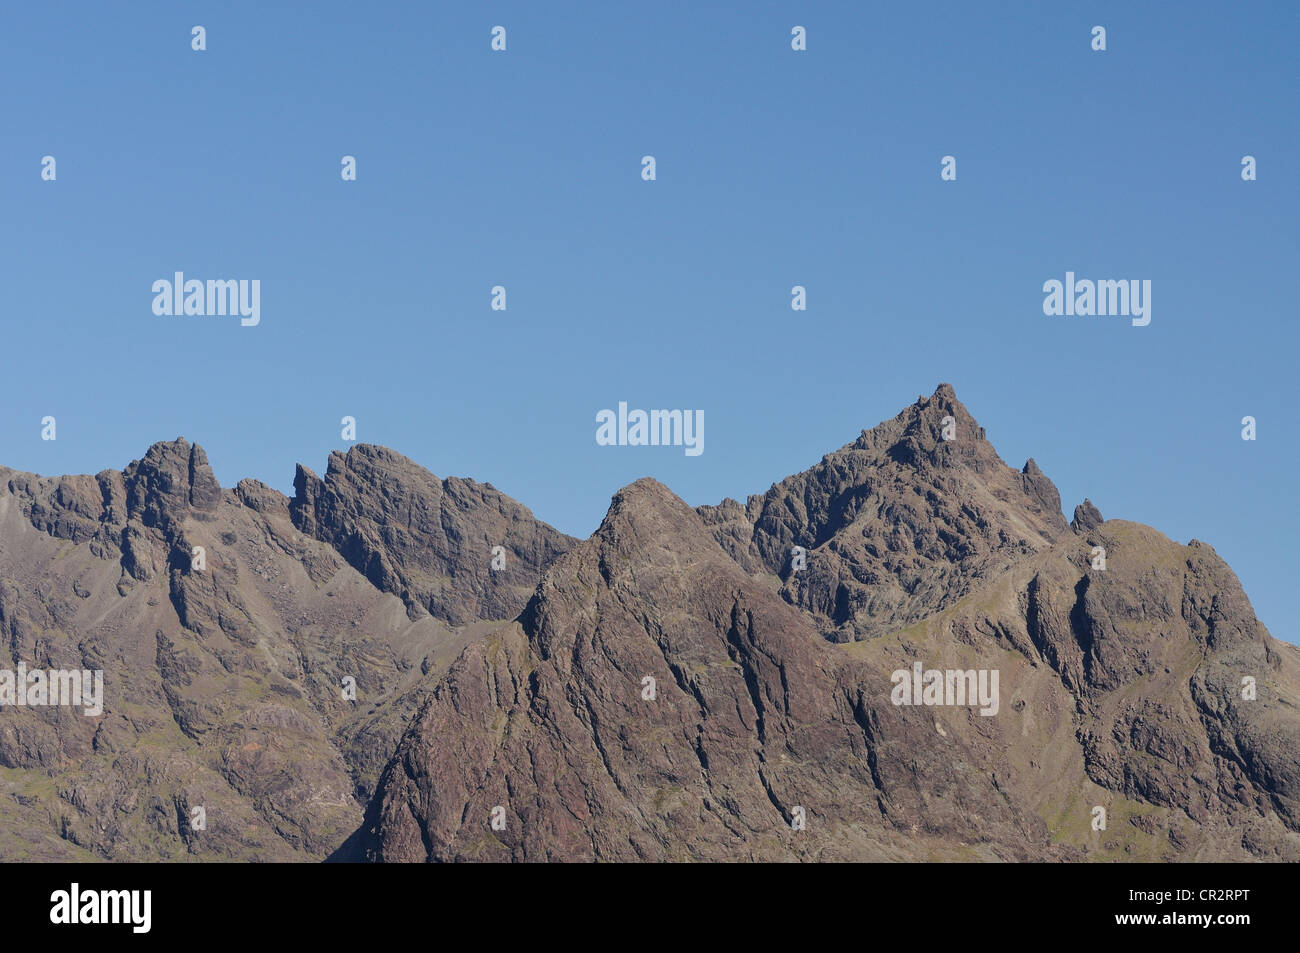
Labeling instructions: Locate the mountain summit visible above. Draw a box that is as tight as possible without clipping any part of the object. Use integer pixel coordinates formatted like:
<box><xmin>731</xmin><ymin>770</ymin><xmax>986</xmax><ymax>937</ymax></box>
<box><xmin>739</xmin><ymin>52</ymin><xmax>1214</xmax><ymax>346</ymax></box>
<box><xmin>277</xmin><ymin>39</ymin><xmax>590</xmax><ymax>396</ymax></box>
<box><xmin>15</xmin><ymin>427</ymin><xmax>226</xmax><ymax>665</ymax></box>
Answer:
<box><xmin>700</xmin><ymin>384</ymin><xmax>1069</xmax><ymax>641</ymax></box>
<box><xmin>0</xmin><ymin>386</ymin><xmax>1295</xmax><ymax>862</ymax></box>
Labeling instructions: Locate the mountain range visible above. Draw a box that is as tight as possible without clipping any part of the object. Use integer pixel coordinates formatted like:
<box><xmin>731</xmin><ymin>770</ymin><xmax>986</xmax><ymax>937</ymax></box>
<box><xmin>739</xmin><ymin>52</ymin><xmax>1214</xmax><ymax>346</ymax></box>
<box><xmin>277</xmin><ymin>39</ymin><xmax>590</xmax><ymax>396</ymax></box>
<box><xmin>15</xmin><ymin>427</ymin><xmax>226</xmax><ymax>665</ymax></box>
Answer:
<box><xmin>0</xmin><ymin>384</ymin><xmax>1294</xmax><ymax>862</ymax></box>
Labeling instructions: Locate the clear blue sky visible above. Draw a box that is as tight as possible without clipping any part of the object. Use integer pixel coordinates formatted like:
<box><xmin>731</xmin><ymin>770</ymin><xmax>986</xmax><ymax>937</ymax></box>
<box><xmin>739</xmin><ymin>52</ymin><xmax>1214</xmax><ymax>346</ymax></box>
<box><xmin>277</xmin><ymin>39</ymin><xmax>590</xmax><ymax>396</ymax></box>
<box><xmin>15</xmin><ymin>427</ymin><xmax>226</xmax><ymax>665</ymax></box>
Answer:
<box><xmin>3</xmin><ymin>1</ymin><xmax>1295</xmax><ymax>642</ymax></box>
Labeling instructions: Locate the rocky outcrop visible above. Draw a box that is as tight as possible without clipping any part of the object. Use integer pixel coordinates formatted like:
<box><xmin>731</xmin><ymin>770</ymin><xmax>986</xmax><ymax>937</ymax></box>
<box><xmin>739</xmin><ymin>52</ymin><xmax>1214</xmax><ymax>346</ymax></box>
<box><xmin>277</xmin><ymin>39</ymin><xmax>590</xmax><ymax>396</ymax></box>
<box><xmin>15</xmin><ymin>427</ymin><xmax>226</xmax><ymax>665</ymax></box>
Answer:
<box><xmin>699</xmin><ymin>384</ymin><xmax>1070</xmax><ymax>641</ymax></box>
<box><xmin>290</xmin><ymin>444</ymin><xmax>575</xmax><ymax>625</ymax></box>
<box><xmin>1071</xmin><ymin>499</ymin><xmax>1104</xmax><ymax>533</ymax></box>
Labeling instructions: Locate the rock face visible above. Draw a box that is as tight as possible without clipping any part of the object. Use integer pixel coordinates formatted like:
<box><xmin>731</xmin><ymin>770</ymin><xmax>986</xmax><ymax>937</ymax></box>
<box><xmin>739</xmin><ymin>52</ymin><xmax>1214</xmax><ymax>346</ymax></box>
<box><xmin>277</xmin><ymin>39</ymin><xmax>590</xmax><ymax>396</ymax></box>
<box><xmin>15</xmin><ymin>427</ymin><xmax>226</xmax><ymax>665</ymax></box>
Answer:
<box><xmin>0</xmin><ymin>440</ymin><xmax>571</xmax><ymax>861</ymax></box>
<box><xmin>290</xmin><ymin>444</ymin><xmax>576</xmax><ymax>625</ymax></box>
<box><xmin>1</xmin><ymin>386</ymin><xmax>1296</xmax><ymax>864</ymax></box>
<box><xmin>361</xmin><ymin>465</ymin><xmax>1300</xmax><ymax>862</ymax></box>
<box><xmin>362</xmin><ymin>478</ymin><xmax>1061</xmax><ymax>861</ymax></box>
<box><xmin>698</xmin><ymin>384</ymin><xmax>1070</xmax><ymax>641</ymax></box>
<box><xmin>1071</xmin><ymin>499</ymin><xmax>1104</xmax><ymax>533</ymax></box>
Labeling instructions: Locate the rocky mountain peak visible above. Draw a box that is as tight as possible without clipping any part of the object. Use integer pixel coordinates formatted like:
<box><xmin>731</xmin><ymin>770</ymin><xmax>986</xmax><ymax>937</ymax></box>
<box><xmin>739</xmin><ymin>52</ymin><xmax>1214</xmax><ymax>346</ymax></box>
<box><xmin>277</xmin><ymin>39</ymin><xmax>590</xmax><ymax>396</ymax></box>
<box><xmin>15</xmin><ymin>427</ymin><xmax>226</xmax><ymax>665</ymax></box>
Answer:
<box><xmin>700</xmin><ymin>384</ymin><xmax>1070</xmax><ymax>640</ymax></box>
<box><xmin>1071</xmin><ymin>498</ymin><xmax>1104</xmax><ymax>533</ymax></box>
<box><xmin>290</xmin><ymin>443</ymin><xmax>576</xmax><ymax>625</ymax></box>
<box><xmin>851</xmin><ymin>382</ymin><xmax>983</xmax><ymax>458</ymax></box>
<box><xmin>122</xmin><ymin>438</ymin><xmax>222</xmax><ymax>527</ymax></box>
<box><xmin>598</xmin><ymin>478</ymin><xmax>695</xmax><ymax>536</ymax></box>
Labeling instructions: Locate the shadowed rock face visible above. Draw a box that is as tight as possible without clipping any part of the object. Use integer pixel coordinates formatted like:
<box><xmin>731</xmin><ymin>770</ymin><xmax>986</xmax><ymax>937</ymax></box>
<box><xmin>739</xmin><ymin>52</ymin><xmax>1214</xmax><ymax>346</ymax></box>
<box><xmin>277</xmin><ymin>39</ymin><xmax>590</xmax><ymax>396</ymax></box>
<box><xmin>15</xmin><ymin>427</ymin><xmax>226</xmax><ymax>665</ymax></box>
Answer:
<box><xmin>290</xmin><ymin>444</ymin><xmax>576</xmax><ymax>625</ymax></box>
<box><xmin>1071</xmin><ymin>499</ymin><xmax>1104</xmax><ymax>533</ymax></box>
<box><xmin>698</xmin><ymin>384</ymin><xmax>1070</xmax><ymax>642</ymax></box>
<box><xmin>1</xmin><ymin>386</ymin><xmax>1296</xmax><ymax>864</ymax></box>
<box><xmin>3</xmin><ymin>437</ymin><xmax>222</xmax><ymax>584</ymax></box>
